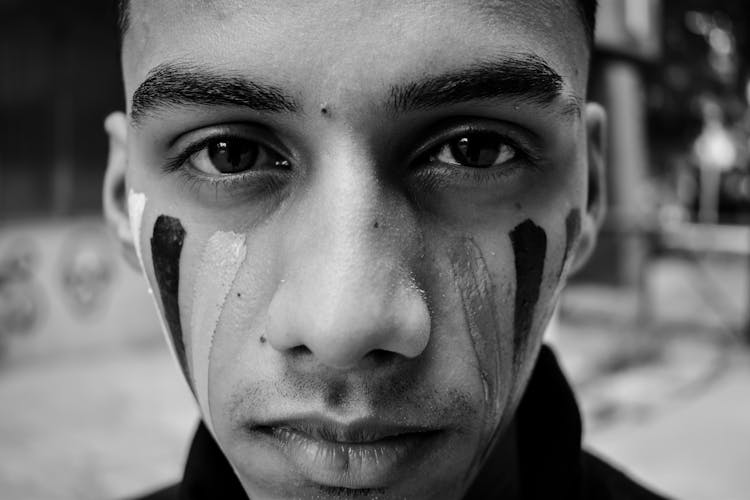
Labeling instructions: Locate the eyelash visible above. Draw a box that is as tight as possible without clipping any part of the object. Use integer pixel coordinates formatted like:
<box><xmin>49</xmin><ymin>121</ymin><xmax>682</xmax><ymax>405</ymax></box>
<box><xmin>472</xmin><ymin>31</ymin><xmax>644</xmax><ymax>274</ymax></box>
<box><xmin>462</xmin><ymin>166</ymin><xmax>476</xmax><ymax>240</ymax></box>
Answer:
<box><xmin>163</xmin><ymin>133</ymin><xmax>290</xmax><ymax>198</ymax></box>
<box><xmin>411</xmin><ymin>126</ymin><xmax>542</xmax><ymax>185</ymax></box>
<box><xmin>162</xmin><ymin>125</ymin><xmax>541</xmax><ymax>194</ymax></box>
<box><xmin>163</xmin><ymin>135</ymin><xmax>252</xmax><ymax>173</ymax></box>
<box><xmin>419</xmin><ymin>123</ymin><xmax>538</xmax><ymax>161</ymax></box>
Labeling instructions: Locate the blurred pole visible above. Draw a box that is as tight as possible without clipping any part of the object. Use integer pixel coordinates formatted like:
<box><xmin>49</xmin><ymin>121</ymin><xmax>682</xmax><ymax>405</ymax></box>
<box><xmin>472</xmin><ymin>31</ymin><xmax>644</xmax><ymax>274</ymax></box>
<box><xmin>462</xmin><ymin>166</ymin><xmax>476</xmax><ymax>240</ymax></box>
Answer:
<box><xmin>694</xmin><ymin>115</ymin><xmax>736</xmax><ymax>224</ymax></box>
<box><xmin>747</xmin><ymin>227</ymin><xmax>750</xmax><ymax>343</ymax></box>
<box><xmin>582</xmin><ymin>0</ymin><xmax>660</xmax><ymax>288</ymax></box>
<box><xmin>697</xmin><ymin>168</ymin><xmax>720</xmax><ymax>223</ymax></box>
<box><xmin>601</xmin><ymin>60</ymin><xmax>650</xmax><ymax>287</ymax></box>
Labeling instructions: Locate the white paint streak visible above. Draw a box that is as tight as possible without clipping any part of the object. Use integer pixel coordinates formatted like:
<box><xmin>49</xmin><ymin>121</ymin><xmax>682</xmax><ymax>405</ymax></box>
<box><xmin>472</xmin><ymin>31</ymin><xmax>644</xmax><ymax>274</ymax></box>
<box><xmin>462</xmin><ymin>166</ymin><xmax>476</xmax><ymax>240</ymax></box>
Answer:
<box><xmin>127</xmin><ymin>189</ymin><xmax>147</xmax><ymax>272</ymax></box>
<box><xmin>191</xmin><ymin>231</ymin><xmax>247</xmax><ymax>431</ymax></box>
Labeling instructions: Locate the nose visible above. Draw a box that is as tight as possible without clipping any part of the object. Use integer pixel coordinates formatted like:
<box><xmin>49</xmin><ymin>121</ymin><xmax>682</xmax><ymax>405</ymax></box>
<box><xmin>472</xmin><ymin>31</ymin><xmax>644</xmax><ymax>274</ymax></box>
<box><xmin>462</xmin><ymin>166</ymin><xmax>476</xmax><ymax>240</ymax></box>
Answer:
<box><xmin>265</xmin><ymin>160</ymin><xmax>430</xmax><ymax>370</ymax></box>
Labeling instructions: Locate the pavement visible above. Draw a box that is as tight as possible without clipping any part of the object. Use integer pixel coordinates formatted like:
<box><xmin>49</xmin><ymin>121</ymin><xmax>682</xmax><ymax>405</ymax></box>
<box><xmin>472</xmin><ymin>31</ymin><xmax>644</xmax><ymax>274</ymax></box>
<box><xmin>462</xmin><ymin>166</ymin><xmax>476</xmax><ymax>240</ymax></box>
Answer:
<box><xmin>1</xmin><ymin>254</ymin><xmax>749</xmax><ymax>499</ymax></box>
<box><xmin>554</xmin><ymin>254</ymin><xmax>750</xmax><ymax>500</ymax></box>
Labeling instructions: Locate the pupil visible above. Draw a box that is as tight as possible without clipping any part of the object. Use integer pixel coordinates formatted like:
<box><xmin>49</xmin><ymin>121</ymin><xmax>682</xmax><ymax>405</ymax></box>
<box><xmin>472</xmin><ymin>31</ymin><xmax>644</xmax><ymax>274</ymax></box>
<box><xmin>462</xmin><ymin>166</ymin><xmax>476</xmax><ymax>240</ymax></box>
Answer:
<box><xmin>451</xmin><ymin>136</ymin><xmax>502</xmax><ymax>167</ymax></box>
<box><xmin>208</xmin><ymin>140</ymin><xmax>258</xmax><ymax>173</ymax></box>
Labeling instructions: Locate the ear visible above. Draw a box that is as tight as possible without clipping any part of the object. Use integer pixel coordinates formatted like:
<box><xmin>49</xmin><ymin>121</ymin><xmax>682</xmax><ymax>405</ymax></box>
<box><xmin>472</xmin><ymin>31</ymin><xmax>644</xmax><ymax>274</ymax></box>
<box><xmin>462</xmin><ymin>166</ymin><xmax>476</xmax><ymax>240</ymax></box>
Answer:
<box><xmin>103</xmin><ymin>111</ymin><xmax>140</xmax><ymax>271</ymax></box>
<box><xmin>569</xmin><ymin>102</ymin><xmax>607</xmax><ymax>274</ymax></box>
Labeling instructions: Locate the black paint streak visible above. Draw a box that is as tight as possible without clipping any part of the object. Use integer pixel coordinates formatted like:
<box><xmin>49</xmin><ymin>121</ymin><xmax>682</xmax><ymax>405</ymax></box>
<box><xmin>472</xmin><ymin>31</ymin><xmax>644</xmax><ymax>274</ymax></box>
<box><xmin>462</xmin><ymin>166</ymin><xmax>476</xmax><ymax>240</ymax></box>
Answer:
<box><xmin>151</xmin><ymin>215</ymin><xmax>193</xmax><ymax>393</ymax></box>
<box><xmin>558</xmin><ymin>208</ymin><xmax>582</xmax><ymax>279</ymax></box>
<box><xmin>510</xmin><ymin>219</ymin><xmax>547</xmax><ymax>366</ymax></box>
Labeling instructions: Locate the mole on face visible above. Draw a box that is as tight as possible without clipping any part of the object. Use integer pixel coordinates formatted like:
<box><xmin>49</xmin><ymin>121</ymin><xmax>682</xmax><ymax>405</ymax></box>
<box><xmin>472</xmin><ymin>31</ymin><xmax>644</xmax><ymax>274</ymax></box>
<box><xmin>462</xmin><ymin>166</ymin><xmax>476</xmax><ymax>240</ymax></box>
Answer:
<box><xmin>151</xmin><ymin>215</ymin><xmax>193</xmax><ymax>393</ymax></box>
<box><xmin>558</xmin><ymin>208</ymin><xmax>582</xmax><ymax>279</ymax></box>
<box><xmin>509</xmin><ymin>219</ymin><xmax>547</xmax><ymax>366</ymax></box>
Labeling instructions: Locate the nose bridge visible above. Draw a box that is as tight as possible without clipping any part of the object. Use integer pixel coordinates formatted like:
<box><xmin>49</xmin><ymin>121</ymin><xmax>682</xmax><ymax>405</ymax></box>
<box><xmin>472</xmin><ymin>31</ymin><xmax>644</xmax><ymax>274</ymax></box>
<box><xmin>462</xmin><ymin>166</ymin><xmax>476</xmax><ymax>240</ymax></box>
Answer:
<box><xmin>300</xmin><ymin>166</ymin><xmax>386</xmax><ymax>304</ymax></box>
<box><xmin>296</xmin><ymin>142</ymin><xmax>388</xmax><ymax>279</ymax></box>
<box><xmin>265</xmin><ymin>151</ymin><xmax>430</xmax><ymax>369</ymax></box>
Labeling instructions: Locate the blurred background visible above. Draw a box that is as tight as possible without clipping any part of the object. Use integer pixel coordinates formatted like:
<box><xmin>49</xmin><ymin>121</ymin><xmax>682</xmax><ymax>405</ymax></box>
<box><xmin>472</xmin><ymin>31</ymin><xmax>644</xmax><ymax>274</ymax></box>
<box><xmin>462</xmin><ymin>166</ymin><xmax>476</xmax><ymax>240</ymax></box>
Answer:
<box><xmin>1</xmin><ymin>0</ymin><xmax>749</xmax><ymax>498</ymax></box>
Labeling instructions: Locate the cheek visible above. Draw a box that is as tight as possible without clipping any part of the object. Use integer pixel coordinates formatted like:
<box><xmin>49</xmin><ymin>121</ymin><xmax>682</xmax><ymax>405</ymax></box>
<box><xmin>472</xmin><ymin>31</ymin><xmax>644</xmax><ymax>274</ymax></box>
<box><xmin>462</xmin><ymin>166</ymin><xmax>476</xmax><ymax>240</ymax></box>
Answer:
<box><xmin>509</xmin><ymin>219</ymin><xmax>547</xmax><ymax>369</ymax></box>
<box><xmin>128</xmin><ymin>191</ymin><xmax>195</xmax><ymax>395</ymax></box>
<box><xmin>149</xmin><ymin>214</ymin><xmax>193</xmax><ymax>394</ymax></box>
<box><xmin>438</xmin><ymin>216</ymin><xmax>559</xmax><ymax>437</ymax></box>
<box><xmin>189</xmin><ymin>231</ymin><xmax>247</xmax><ymax>431</ymax></box>
<box><xmin>203</xmin><ymin>237</ymin><xmax>281</xmax><ymax>430</ymax></box>
<box><xmin>128</xmin><ymin>198</ymin><xmax>255</xmax><ymax>433</ymax></box>
<box><xmin>447</xmin><ymin>236</ymin><xmax>515</xmax><ymax>409</ymax></box>
<box><xmin>419</xmin><ymin>228</ymin><xmax>516</xmax><ymax>425</ymax></box>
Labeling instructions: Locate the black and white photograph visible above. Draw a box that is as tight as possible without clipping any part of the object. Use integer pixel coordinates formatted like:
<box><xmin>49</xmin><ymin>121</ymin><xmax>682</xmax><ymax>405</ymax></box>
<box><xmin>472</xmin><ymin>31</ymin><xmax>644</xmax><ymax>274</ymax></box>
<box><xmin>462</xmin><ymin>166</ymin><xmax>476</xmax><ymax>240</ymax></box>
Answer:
<box><xmin>0</xmin><ymin>1</ymin><xmax>748</xmax><ymax>499</ymax></box>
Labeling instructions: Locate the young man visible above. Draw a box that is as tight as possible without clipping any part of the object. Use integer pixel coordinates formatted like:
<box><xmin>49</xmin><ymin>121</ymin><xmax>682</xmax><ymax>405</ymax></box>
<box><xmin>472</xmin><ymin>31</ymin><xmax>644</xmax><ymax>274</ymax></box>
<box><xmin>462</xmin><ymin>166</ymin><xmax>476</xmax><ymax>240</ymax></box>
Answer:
<box><xmin>103</xmin><ymin>0</ymin><xmax>668</xmax><ymax>498</ymax></box>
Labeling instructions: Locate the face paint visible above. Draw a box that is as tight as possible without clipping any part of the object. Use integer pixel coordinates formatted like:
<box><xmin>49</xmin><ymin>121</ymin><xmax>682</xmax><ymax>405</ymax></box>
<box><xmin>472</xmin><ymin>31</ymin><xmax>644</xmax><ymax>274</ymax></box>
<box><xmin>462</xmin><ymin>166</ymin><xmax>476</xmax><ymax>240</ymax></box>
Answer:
<box><xmin>151</xmin><ymin>215</ymin><xmax>194</xmax><ymax>394</ymax></box>
<box><xmin>509</xmin><ymin>219</ymin><xmax>547</xmax><ymax>367</ymax></box>
<box><xmin>558</xmin><ymin>208</ymin><xmax>582</xmax><ymax>279</ymax></box>
<box><xmin>127</xmin><ymin>189</ymin><xmax>147</xmax><ymax>270</ymax></box>
<box><xmin>448</xmin><ymin>237</ymin><xmax>506</xmax><ymax>478</ymax></box>
<box><xmin>128</xmin><ymin>192</ymin><xmax>181</xmax><ymax>379</ymax></box>
<box><xmin>191</xmin><ymin>231</ymin><xmax>247</xmax><ymax>431</ymax></box>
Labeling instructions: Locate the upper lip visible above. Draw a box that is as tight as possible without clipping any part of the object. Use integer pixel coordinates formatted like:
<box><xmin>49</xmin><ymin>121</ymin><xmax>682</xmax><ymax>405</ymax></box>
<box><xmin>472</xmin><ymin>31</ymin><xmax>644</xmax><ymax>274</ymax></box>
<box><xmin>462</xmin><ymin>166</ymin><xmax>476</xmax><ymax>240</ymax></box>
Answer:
<box><xmin>249</xmin><ymin>414</ymin><xmax>439</xmax><ymax>443</ymax></box>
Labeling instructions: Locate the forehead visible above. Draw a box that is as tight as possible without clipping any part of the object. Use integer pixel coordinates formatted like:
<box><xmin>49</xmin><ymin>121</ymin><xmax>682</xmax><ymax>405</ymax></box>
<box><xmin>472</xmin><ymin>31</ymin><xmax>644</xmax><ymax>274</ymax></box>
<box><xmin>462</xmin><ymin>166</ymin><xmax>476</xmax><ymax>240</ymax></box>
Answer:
<box><xmin>123</xmin><ymin>0</ymin><xmax>588</xmax><ymax>105</ymax></box>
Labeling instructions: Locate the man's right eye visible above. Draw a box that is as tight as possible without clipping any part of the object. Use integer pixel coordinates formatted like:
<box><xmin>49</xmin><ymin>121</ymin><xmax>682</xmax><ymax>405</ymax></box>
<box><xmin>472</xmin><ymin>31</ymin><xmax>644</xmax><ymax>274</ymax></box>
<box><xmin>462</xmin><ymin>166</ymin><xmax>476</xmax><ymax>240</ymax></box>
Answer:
<box><xmin>187</xmin><ymin>137</ymin><xmax>291</xmax><ymax>175</ymax></box>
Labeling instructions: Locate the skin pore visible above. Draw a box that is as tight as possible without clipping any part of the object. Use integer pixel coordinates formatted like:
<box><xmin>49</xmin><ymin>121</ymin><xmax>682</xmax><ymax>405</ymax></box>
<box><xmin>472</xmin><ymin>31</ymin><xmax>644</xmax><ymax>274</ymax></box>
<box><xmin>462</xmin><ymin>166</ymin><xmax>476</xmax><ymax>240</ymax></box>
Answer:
<box><xmin>105</xmin><ymin>0</ymin><xmax>605</xmax><ymax>498</ymax></box>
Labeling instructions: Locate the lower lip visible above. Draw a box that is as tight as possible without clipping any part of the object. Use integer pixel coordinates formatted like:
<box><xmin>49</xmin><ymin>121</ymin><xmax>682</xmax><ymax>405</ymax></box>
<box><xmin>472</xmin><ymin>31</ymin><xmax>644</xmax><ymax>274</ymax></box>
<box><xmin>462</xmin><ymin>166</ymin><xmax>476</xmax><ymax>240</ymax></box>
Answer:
<box><xmin>255</xmin><ymin>426</ymin><xmax>439</xmax><ymax>488</ymax></box>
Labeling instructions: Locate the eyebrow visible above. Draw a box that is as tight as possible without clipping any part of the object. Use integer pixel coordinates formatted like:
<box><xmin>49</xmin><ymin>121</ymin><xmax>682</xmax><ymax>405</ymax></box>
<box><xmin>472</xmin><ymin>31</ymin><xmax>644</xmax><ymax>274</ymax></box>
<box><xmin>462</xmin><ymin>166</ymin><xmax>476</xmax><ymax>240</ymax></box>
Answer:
<box><xmin>130</xmin><ymin>54</ymin><xmax>579</xmax><ymax>125</ymax></box>
<box><xmin>388</xmin><ymin>54</ymin><xmax>580</xmax><ymax>116</ymax></box>
<box><xmin>130</xmin><ymin>62</ymin><xmax>299</xmax><ymax>125</ymax></box>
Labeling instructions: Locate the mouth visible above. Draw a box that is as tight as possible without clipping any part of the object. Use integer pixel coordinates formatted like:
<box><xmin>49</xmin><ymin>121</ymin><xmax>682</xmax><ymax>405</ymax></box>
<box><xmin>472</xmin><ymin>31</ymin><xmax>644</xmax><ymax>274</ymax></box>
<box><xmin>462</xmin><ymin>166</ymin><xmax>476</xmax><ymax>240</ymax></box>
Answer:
<box><xmin>248</xmin><ymin>416</ymin><xmax>442</xmax><ymax>489</ymax></box>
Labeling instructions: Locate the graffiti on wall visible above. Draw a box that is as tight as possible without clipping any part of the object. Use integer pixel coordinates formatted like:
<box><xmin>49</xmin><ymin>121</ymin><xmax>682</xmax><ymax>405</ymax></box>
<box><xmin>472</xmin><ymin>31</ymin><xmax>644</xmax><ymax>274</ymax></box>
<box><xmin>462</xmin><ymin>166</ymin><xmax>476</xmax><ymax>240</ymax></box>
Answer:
<box><xmin>58</xmin><ymin>226</ymin><xmax>116</xmax><ymax>319</ymax></box>
<box><xmin>0</xmin><ymin>222</ymin><xmax>119</xmax><ymax>359</ymax></box>
<box><xmin>0</xmin><ymin>238</ymin><xmax>46</xmax><ymax>347</ymax></box>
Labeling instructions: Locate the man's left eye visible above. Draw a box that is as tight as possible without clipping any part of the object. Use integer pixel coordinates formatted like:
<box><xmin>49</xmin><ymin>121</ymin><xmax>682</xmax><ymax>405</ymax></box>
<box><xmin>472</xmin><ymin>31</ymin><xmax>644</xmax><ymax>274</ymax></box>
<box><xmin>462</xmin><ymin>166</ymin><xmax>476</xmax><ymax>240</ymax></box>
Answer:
<box><xmin>432</xmin><ymin>133</ymin><xmax>517</xmax><ymax>169</ymax></box>
<box><xmin>189</xmin><ymin>138</ymin><xmax>290</xmax><ymax>175</ymax></box>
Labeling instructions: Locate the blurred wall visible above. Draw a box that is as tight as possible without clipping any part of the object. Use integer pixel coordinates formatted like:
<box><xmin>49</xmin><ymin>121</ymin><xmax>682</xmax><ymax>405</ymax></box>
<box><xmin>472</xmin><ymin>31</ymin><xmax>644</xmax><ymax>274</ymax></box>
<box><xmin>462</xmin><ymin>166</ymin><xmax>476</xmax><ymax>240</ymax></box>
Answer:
<box><xmin>0</xmin><ymin>218</ymin><xmax>161</xmax><ymax>365</ymax></box>
<box><xmin>0</xmin><ymin>1</ymin><xmax>123</xmax><ymax>220</ymax></box>
<box><xmin>579</xmin><ymin>0</ymin><xmax>662</xmax><ymax>286</ymax></box>
<box><xmin>0</xmin><ymin>2</ymin><xmax>158</xmax><ymax>364</ymax></box>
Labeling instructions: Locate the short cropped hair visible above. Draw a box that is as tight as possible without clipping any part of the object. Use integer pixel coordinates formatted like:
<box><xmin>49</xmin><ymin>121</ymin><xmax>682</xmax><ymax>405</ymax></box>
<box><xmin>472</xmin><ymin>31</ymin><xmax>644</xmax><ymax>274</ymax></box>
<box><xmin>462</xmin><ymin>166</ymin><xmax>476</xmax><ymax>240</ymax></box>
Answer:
<box><xmin>117</xmin><ymin>0</ymin><xmax>598</xmax><ymax>48</ymax></box>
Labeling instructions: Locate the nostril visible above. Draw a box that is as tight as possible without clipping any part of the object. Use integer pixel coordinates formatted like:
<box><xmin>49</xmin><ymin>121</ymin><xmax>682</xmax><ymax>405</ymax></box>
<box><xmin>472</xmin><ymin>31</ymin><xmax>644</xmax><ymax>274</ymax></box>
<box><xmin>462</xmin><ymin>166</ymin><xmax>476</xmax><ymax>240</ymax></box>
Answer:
<box><xmin>288</xmin><ymin>345</ymin><xmax>313</xmax><ymax>357</ymax></box>
<box><xmin>365</xmin><ymin>349</ymin><xmax>400</xmax><ymax>366</ymax></box>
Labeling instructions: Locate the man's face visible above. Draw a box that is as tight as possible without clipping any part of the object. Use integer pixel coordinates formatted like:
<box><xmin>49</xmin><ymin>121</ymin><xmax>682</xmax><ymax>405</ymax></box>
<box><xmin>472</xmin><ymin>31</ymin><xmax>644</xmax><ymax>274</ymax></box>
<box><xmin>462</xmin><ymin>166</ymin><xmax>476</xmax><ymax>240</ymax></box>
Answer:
<box><xmin>105</xmin><ymin>0</ymin><xmax>604</xmax><ymax>498</ymax></box>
